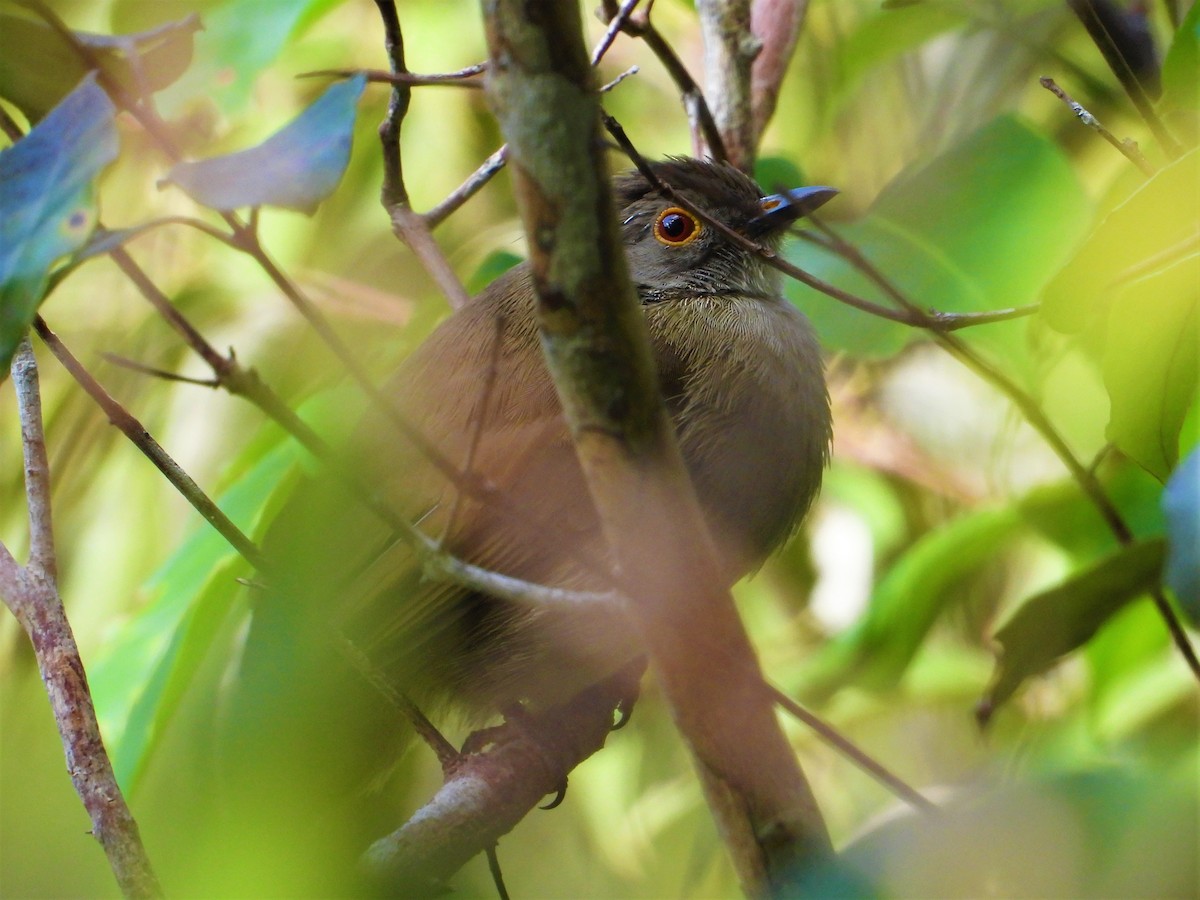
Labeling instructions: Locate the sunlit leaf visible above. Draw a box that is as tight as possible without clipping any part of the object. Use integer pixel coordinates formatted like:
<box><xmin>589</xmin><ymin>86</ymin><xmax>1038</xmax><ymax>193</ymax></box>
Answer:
<box><xmin>0</xmin><ymin>75</ymin><xmax>116</xmax><ymax>373</ymax></box>
<box><xmin>1042</xmin><ymin>148</ymin><xmax>1200</xmax><ymax>334</ymax></box>
<box><xmin>787</xmin><ymin>115</ymin><xmax>1089</xmax><ymax>363</ymax></box>
<box><xmin>160</xmin><ymin>74</ymin><xmax>366</xmax><ymax>213</ymax></box>
<box><xmin>980</xmin><ymin>538</ymin><xmax>1166</xmax><ymax>720</ymax></box>
<box><xmin>1163</xmin><ymin>447</ymin><xmax>1200</xmax><ymax>622</ymax></box>
<box><xmin>1102</xmin><ymin>252</ymin><xmax>1199</xmax><ymax>479</ymax></box>
<box><xmin>1160</xmin><ymin>1</ymin><xmax>1199</xmax><ymax>134</ymax></box>
<box><xmin>0</xmin><ymin>12</ymin><xmax>198</xmax><ymax>122</ymax></box>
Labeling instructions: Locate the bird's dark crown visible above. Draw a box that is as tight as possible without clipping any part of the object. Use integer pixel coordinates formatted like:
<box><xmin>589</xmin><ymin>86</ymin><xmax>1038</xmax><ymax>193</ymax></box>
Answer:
<box><xmin>613</xmin><ymin>157</ymin><xmax>765</xmax><ymax>233</ymax></box>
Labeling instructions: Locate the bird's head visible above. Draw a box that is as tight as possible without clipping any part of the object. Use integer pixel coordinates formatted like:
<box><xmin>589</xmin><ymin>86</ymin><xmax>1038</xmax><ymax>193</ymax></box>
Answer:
<box><xmin>614</xmin><ymin>158</ymin><xmax>836</xmax><ymax>304</ymax></box>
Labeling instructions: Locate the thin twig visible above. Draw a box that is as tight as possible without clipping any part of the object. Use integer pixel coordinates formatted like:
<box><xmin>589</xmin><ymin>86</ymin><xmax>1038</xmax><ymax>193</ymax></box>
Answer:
<box><xmin>1067</xmin><ymin>0</ymin><xmax>1182</xmax><ymax>159</ymax></box>
<box><xmin>591</xmin><ymin>0</ymin><xmax>641</xmax><ymax>66</ymax></box>
<box><xmin>100</xmin><ymin>353</ymin><xmax>220</xmax><ymax>387</ymax></box>
<box><xmin>768</xmin><ymin>686</ymin><xmax>937</xmax><ymax>814</ymax></box>
<box><xmin>485</xmin><ymin>845</ymin><xmax>511</xmax><ymax>900</ymax></box>
<box><xmin>337</xmin><ymin>635</ymin><xmax>459</xmax><ymax>770</ymax></box>
<box><xmin>599</xmin><ymin>65</ymin><xmax>640</xmax><ymax>94</ymax></box>
<box><xmin>423</xmin><ymin>146</ymin><xmax>508</xmax><ymax>229</ymax></box>
<box><xmin>300</xmin><ymin>65</ymin><xmax>485</xmax><ymax>88</ymax></box>
<box><xmin>618</xmin><ymin>10</ymin><xmax>728</xmax><ymax>160</ymax></box>
<box><xmin>33</xmin><ymin>318</ymin><xmax>268</xmax><ymax>571</ymax></box>
<box><xmin>1039</xmin><ymin>76</ymin><xmax>1155</xmax><ymax>176</ymax></box>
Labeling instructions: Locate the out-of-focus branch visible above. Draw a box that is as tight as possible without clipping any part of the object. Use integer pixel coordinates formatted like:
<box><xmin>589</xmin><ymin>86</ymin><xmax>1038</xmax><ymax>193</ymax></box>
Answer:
<box><xmin>750</xmin><ymin>0</ymin><xmax>809</xmax><ymax>138</ymax></box>
<box><xmin>301</xmin><ymin>64</ymin><xmax>485</xmax><ymax>88</ymax></box>
<box><xmin>1038</xmin><ymin>76</ymin><xmax>1155</xmax><ymax>176</ymax></box>
<box><xmin>696</xmin><ymin>0</ymin><xmax>760</xmax><ymax>170</ymax></box>
<box><xmin>0</xmin><ymin>340</ymin><xmax>163</xmax><ymax>900</ymax></box>
<box><xmin>480</xmin><ymin>2</ymin><xmax>831</xmax><ymax>894</ymax></box>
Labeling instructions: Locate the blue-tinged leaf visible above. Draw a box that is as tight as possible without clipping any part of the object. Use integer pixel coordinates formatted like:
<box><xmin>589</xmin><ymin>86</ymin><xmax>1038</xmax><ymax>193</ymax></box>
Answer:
<box><xmin>1163</xmin><ymin>448</ymin><xmax>1200</xmax><ymax>622</ymax></box>
<box><xmin>160</xmin><ymin>75</ymin><xmax>366</xmax><ymax>214</ymax></box>
<box><xmin>0</xmin><ymin>75</ymin><xmax>116</xmax><ymax>373</ymax></box>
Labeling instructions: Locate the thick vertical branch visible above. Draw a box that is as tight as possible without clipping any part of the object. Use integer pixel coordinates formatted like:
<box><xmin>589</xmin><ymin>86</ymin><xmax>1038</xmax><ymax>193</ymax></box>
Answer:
<box><xmin>750</xmin><ymin>0</ymin><xmax>809</xmax><ymax>139</ymax></box>
<box><xmin>696</xmin><ymin>0</ymin><xmax>761</xmax><ymax>170</ymax></box>
<box><xmin>1</xmin><ymin>341</ymin><xmax>162</xmax><ymax>900</ymax></box>
<box><xmin>479</xmin><ymin>2</ymin><xmax>831</xmax><ymax>895</ymax></box>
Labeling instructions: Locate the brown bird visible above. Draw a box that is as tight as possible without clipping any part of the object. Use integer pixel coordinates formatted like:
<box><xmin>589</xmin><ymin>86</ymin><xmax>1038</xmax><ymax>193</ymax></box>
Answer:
<box><xmin>226</xmin><ymin>159</ymin><xmax>834</xmax><ymax>858</ymax></box>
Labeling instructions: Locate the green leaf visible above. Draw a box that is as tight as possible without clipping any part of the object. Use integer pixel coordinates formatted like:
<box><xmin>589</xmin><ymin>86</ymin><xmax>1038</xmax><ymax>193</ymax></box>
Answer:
<box><xmin>980</xmin><ymin>538</ymin><xmax>1167</xmax><ymax>720</ymax></box>
<box><xmin>91</xmin><ymin>432</ymin><xmax>301</xmax><ymax>792</ymax></box>
<box><xmin>1160</xmin><ymin>1</ymin><xmax>1199</xmax><ymax>132</ymax></box>
<box><xmin>148</xmin><ymin>0</ymin><xmax>343</xmax><ymax>116</ymax></box>
<box><xmin>0</xmin><ymin>12</ymin><xmax>198</xmax><ymax>122</ymax></box>
<box><xmin>465</xmin><ymin>250</ymin><xmax>523</xmax><ymax>294</ymax></box>
<box><xmin>795</xmin><ymin>506</ymin><xmax>1023</xmax><ymax>700</ymax></box>
<box><xmin>0</xmin><ymin>75</ymin><xmax>116</xmax><ymax>373</ymax></box>
<box><xmin>787</xmin><ymin>115</ymin><xmax>1089</xmax><ymax>363</ymax></box>
<box><xmin>1042</xmin><ymin>148</ymin><xmax>1200</xmax><ymax>335</ymax></box>
<box><xmin>160</xmin><ymin>74</ymin><xmax>366</xmax><ymax>213</ymax></box>
<box><xmin>1163</xmin><ymin>447</ymin><xmax>1200</xmax><ymax>622</ymax></box>
<box><xmin>1101</xmin><ymin>252</ymin><xmax>1198</xmax><ymax>479</ymax></box>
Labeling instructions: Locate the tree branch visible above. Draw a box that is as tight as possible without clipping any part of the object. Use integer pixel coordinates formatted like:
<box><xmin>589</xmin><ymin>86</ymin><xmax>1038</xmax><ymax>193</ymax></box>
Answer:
<box><xmin>480</xmin><ymin>2</ymin><xmax>831</xmax><ymax>894</ymax></box>
<box><xmin>1</xmin><ymin>340</ymin><xmax>162</xmax><ymax>899</ymax></box>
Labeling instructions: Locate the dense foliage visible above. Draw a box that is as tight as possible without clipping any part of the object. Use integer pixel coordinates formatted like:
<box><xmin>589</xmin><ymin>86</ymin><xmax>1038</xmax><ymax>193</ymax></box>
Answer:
<box><xmin>1</xmin><ymin>0</ymin><xmax>1196</xmax><ymax>896</ymax></box>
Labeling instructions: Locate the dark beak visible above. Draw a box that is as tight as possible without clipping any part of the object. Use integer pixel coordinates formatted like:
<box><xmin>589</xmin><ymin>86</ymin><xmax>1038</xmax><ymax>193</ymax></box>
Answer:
<box><xmin>747</xmin><ymin>185</ymin><xmax>838</xmax><ymax>237</ymax></box>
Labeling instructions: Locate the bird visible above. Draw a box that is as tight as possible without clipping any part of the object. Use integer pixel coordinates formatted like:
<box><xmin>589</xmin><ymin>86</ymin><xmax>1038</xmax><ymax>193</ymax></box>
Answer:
<box><xmin>219</xmin><ymin>158</ymin><xmax>834</xmax><ymax>886</ymax></box>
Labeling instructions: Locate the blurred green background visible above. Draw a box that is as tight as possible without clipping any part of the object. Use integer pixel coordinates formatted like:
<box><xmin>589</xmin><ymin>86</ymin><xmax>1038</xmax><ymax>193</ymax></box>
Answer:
<box><xmin>1</xmin><ymin>0</ymin><xmax>1196</xmax><ymax>896</ymax></box>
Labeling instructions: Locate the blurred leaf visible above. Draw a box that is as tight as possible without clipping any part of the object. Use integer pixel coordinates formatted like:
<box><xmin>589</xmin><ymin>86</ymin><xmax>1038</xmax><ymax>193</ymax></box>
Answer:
<box><xmin>152</xmin><ymin>0</ymin><xmax>343</xmax><ymax>116</ymax></box>
<box><xmin>92</xmin><ymin>431</ymin><xmax>301</xmax><ymax>792</ymax></box>
<box><xmin>796</xmin><ymin>506</ymin><xmax>1023</xmax><ymax>700</ymax></box>
<box><xmin>1102</xmin><ymin>252</ymin><xmax>1198</xmax><ymax>479</ymax></box>
<box><xmin>787</xmin><ymin>115</ymin><xmax>1089</xmax><ymax>363</ymax></box>
<box><xmin>160</xmin><ymin>74</ymin><xmax>365</xmax><ymax>213</ymax></box>
<box><xmin>0</xmin><ymin>12</ymin><xmax>198</xmax><ymax>122</ymax></box>
<box><xmin>1163</xmin><ymin>447</ymin><xmax>1200</xmax><ymax>622</ymax></box>
<box><xmin>465</xmin><ymin>249</ymin><xmax>523</xmax><ymax>294</ymax></box>
<box><xmin>1042</xmin><ymin>148</ymin><xmax>1199</xmax><ymax>334</ymax></box>
<box><xmin>0</xmin><ymin>75</ymin><xmax>116</xmax><ymax>373</ymax></box>
<box><xmin>798</xmin><ymin>770</ymin><xmax>1200</xmax><ymax>898</ymax></box>
<box><xmin>1019</xmin><ymin>464</ymin><xmax>1166</xmax><ymax>561</ymax></box>
<box><xmin>1160</xmin><ymin>1</ymin><xmax>1199</xmax><ymax>129</ymax></box>
<box><xmin>753</xmin><ymin>155</ymin><xmax>805</xmax><ymax>193</ymax></box>
<box><xmin>981</xmin><ymin>538</ymin><xmax>1166</xmax><ymax>719</ymax></box>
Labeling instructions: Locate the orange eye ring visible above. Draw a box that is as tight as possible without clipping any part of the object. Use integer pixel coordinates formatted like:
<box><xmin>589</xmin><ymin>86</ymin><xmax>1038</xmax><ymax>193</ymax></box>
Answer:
<box><xmin>653</xmin><ymin>207</ymin><xmax>701</xmax><ymax>246</ymax></box>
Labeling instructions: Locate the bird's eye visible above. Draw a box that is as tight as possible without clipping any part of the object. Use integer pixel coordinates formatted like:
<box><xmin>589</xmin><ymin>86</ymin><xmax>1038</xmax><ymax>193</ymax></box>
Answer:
<box><xmin>653</xmin><ymin>208</ymin><xmax>700</xmax><ymax>246</ymax></box>
<box><xmin>760</xmin><ymin>196</ymin><xmax>783</xmax><ymax>212</ymax></box>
